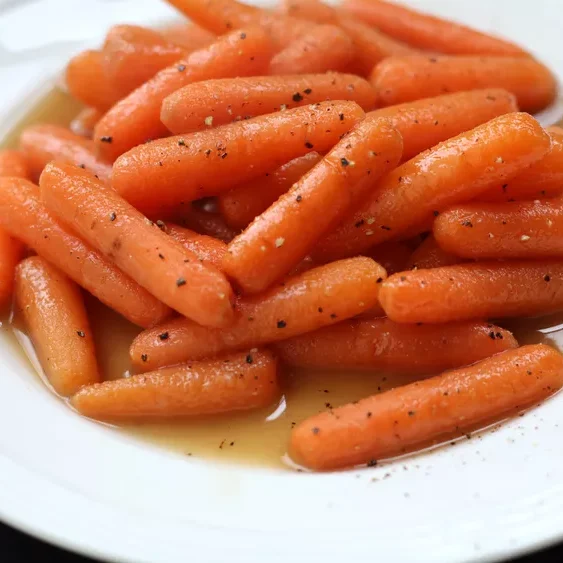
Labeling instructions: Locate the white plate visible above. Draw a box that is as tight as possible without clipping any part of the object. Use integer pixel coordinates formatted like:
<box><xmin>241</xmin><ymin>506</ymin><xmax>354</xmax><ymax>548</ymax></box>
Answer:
<box><xmin>1</xmin><ymin>1</ymin><xmax>563</xmax><ymax>562</ymax></box>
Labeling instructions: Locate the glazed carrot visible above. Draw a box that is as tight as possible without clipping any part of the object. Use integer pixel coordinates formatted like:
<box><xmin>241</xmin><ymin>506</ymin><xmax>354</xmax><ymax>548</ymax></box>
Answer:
<box><xmin>268</xmin><ymin>25</ymin><xmax>355</xmax><ymax>75</ymax></box>
<box><xmin>161</xmin><ymin>74</ymin><xmax>377</xmax><ymax>134</ymax></box>
<box><xmin>275</xmin><ymin>317</ymin><xmax>517</xmax><ymax>372</ymax></box>
<box><xmin>280</xmin><ymin>0</ymin><xmax>336</xmax><ymax>23</ymax></box>
<box><xmin>40</xmin><ymin>162</ymin><xmax>235</xmax><ymax>327</ymax></box>
<box><xmin>368</xmin><ymin>89</ymin><xmax>518</xmax><ymax>162</ymax></box>
<box><xmin>371</xmin><ymin>55</ymin><xmax>556</xmax><ymax>113</ymax></box>
<box><xmin>176</xmin><ymin>206</ymin><xmax>238</xmax><ymax>242</ymax></box>
<box><xmin>406</xmin><ymin>234</ymin><xmax>463</xmax><ymax>270</ymax></box>
<box><xmin>70</xmin><ymin>108</ymin><xmax>103</xmax><ymax>139</ymax></box>
<box><xmin>291</xmin><ymin>344</ymin><xmax>563</xmax><ymax>470</ymax></box>
<box><xmin>342</xmin><ymin>0</ymin><xmax>527</xmax><ymax>56</ymax></box>
<box><xmin>367</xmin><ymin>241</ymin><xmax>412</xmax><ymax>275</ymax></box>
<box><xmin>130</xmin><ymin>257</ymin><xmax>386</xmax><ymax>370</ymax></box>
<box><xmin>102</xmin><ymin>25</ymin><xmax>186</xmax><ymax>100</ymax></box>
<box><xmin>314</xmin><ymin>112</ymin><xmax>551</xmax><ymax>262</ymax></box>
<box><xmin>218</xmin><ymin>153</ymin><xmax>322</xmax><ymax>230</ymax></box>
<box><xmin>15</xmin><ymin>257</ymin><xmax>100</xmax><ymax>396</ymax></box>
<box><xmin>0</xmin><ymin>150</ymin><xmax>31</xmax><ymax>180</ymax></box>
<box><xmin>65</xmin><ymin>50</ymin><xmax>119</xmax><ymax>111</ymax></box>
<box><xmin>224</xmin><ymin>117</ymin><xmax>402</xmax><ymax>293</ymax></box>
<box><xmin>19</xmin><ymin>124</ymin><xmax>111</xmax><ymax>183</ymax></box>
<box><xmin>0</xmin><ymin>177</ymin><xmax>171</xmax><ymax>327</ymax></box>
<box><xmin>480</xmin><ymin>127</ymin><xmax>563</xmax><ymax>202</ymax></box>
<box><xmin>380</xmin><ymin>261</ymin><xmax>563</xmax><ymax>324</ymax></box>
<box><xmin>160</xmin><ymin>22</ymin><xmax>215</xmax><ymax>51</ymax></box>
<box><xmin>94</xmin><ymin>27</ymin><xmax>274</xmax><ymax>162</ymax></box>
<box><xmin>434</xmin><ymin>199</ymin><xmax>563</xmax><ymax>259</ymax></box>
<box><xmin>113</xmin><ymin>101</ymin><xmax>365</xmax><ymax>216</ymax></box>
<box><xmin>72</xmin><ymin>350</ymin><xmax>279</xmax><ymax>420</ymax></box>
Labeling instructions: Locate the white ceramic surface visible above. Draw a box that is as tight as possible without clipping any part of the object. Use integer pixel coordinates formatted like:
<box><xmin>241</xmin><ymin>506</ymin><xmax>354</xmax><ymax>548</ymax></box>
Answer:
<box><xmin>1</xmin><ymin>1</ymin><xmax>563</xmax><ymax>562</ymax></box>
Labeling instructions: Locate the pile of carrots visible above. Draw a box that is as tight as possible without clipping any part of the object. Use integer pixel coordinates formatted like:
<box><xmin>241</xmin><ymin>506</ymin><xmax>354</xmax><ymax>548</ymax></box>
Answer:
<box><xmin>1</xmin><ymin>0</ymin><xmax>563</xmax><ymax>471</ymax></box>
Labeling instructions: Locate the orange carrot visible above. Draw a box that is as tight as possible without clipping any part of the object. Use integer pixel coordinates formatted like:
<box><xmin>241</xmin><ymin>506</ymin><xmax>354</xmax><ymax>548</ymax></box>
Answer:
<box><xmin>379</xmin><ymin>261</ymin><xmax>563</xmax><ymax>324</ymax></box>
<box><xmin>406</xmin><ymin>234</ymin><xmax>463</xmax><ymax>270</ymax></box>
<box><xmin>160</xmin><ymin>22</ymin><xmax>216</xmax><ymax>51</ymax></box>
<box><xmin>65</xmin><ymin>50</ymin><xmax>119</xmax><ymax>111</ymax></box>
<box><xmin>130</xmin><ymin>257</ymin><xmax>386</xmax><ymax>370</ymax></box>
<box><xmin>342</xmin><ymin>0</ymin><xmax>527</xmax><ymax>56</ymax></box>
<box><xmin>69</xmin><ymin>108</ymin><xmax>103</xmax><ymax>139</ymax></box>
<box><xmin>102</xmin><ymin>25</ymin><xmax>186</xmax><ymax>100</ymax></box>
<box><xmin>291</xmin><ymin>344</ymin><xmax>563</xmax><ymax>469</ymax></box>
<box><xmin>71</xmin><ymin>349</ymin><xmax>279</xmax><ymax>420</ymax></box>
<box><xmin>268</xmin><ymin>25</ymin><xmax>355</xmax><ymax>75</ymax></box>
<box><xmin>19</xmin><ymin>124</ymin><xmax>111</xmax><ymax>183</ymax></box>
<box><xmin>224</xmin><ymin>116</ymin><xmax>402</xmax><ymax>293</ymax></box>
<box><xmin>161</xmin><ymin>73</ymin><xmax>377</xmax><ymax>134</ymax></box>
<box><xmin>314</xmin><ymin>112</ymin><xmax>551</xmax><ymax>262</ymax></box>
<box><xmin>15</xmin><ymin>257</ymin><xmax>100</xmax><ymax>396</ymax></box>
<box><xmin>176</xmin><ymin>206</ymin><xmax>239</xmax><ymax>242</ymax></box>
<box><xmin>368</xmin><ymin>89</ymin><xmax>518</xmax><ymax>162</ymax></box>
<box><xmin>218</xmin><ymin>153</ymin><xmax>322</xmax><ymax>230</ymax></box>
<box><xmin>112</xmin><ymin>100</ymin><xmax>365</xmax><ymax>216</ymax></box>
<box><xmin>434</xmin><ymin>199</ymin><xmax>563</xmax><ymax>259</ymax></box>
<box><xmin>0</xmin><ymin>150</ymin><xmax>31</xmax><ymax>180</ymax></box>
<box><xmin>275</xmin><ymin>317</ymin><xmax>517</xmax><ymax>372</ymax></box>
<box><xmin>0</xmin><ymin>177</ymin><xmax>170</xmax><ymax>327</ymax></box>
<box><xmin>94</xmin><ymin>27</ymin><xmax>274</xmax><ymax>162</ymax></box>
<box><xmin>371</xmin><ymin>55</ymin><xmax>556</xmax><ymax>113</ymax></box>
<box><xmin>40</xmin><ymin>162</ymin><xmax>234</xmax><ymax>327</ymax></box>
<box><xmin>367</xmin><ymin>241</ymin><xmax>412</xmax><ymax>275</ymax></box>
<box><xmin>480</xmin><ymin>127</ymin><xmax>563</xmax><ymax>202</ymax></box>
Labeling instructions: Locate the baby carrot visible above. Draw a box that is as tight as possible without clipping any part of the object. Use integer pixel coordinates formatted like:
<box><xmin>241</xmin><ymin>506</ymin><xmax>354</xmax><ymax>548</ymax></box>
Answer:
<box><xmin>65</xmin><ymin>50</ymin><xmax>119</xmax><ymax>111</ymax></box>
<box><xmin>71</xmin><ymin>349</ymin><xmax>279</xmax><ymax>420</ymax></box>
<box><xmin>371</xmin><ymin>55</ymin><xmax>556</xmax><ymax>113</ymax></box>
<box><xmin>275</xmin><ymin>317</ymin><xmax>517</xmax><ymax>372</ymax></box>
<box><xmin>94</xmin><ymin>27</ymin><xmax>274</xmax><ymax>162</ymax></box>
<box><xmin>130</xmin><ymin>257</ymin><xmax>386</xmax><ymax>370</ymax></box>
<box><xmin>379</xmin><ymin>261</ymin><xmax>563</xmax><ymax>324</ymax></box>
<box><xmin>291</xmin><ymin>344</ymin><xmax>563</xmax><ymax>470</ymax></box>
<box><xmin>112</xmin><ymin>101</ymin><xmax>365</xmax><ymax>216</ymax></box>
<box><xmin>281</xmin><ymin>0</ymin><xmax>336</xmax><ymax>23</ymax></box>
<box><xmin>15</xmin><ymin>257</ymin><xmax>100</xmax><ymax>397</ymax></box>
<box><xmin>40</xmin><ymin>162</ymin><xmax>235</xmax><ymax>328</ymax></box>
<box><xmin>223</xmin><ymin>117</ymin><xmax>402</xmax><ymax>293</ymax></box>
<box><xmin>161</xmin><ymin>73</ymin><xmax>376</xmax><ymax>134</ymax></box>
<box><xmin>406</xmin><ymin>234</ymin><xmax>463</xmax><ymax>270</ymax></box>
<box><xmin>268</xmin><ymin>25</ymin><xmax>355</xmax><ymax>75</ymax></box>
<box><xmin>0</xmin><ymin>177</ymin><xmax>171</xmax><ymax>327</ymax></box>
<box><xmin>102</xmin><ymin>25</ymin><xmax>186</xmax><ymax>99</ymax></box>
<box><xmin>19</xmin><ymin>124</ymin><xmax>111</xmax><ymax>183</ymax></box>
<box><xmin>480</xmin><ymin>127</ymin><xmax>563</xmax><ymax>202</ymax></box>
<box><xmin>70</xmin><ymin>108</ymin><xmax>103</xmax><ymax>139</ymax></box>
<box><xmin>314</xmin><ymin>112</ymin><xmax>551</xmax><ymax>262</ymax></box>
<box><xmin>368</xmin><ymin>89</ymin><xmax>518</xmax><ymax>162</ymax></box>
<box><xmin>218</xmin><ymin>153</ymin><xmax>322</xmax><ymax>230</ymax></box>
<box><xmin>434</xmin><ymin>199</ymin><xmax>563</xmax><ymax>259</ymax></box>
<box><xmin>176</xmin><ymin>206</ymin><xmax>239</xmax><ymax>242</ymax></box>
<box><xmin>160</xmin><ymin>22</ymin><xmax>215</xmax><ymax>51</ymax></box>
<box><xmin>0</xmin><ymin>150</ymin><xmax>31</xmax><ymax>180</ymax></box>
<box><xmin>367</xmin><ymin>241</ymin><xmax>412</xmax><ymax>275</ymax></box>
<box><xmin>342</xmin><ymin>0</ymin><xmax>527</xmax><ymax>56</ymax></box>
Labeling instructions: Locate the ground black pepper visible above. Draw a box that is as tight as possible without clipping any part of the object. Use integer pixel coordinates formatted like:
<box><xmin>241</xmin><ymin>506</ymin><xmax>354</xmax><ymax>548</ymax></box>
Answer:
<box><xmin>76</xmin><ymin>331</ymin><xmax>85</xmax><ymax>337</ymax></box>
<box><xmin>292</xmin><ymin>92</ymin><xmax>303</xmax><ymax>102</ymax></box>
<box><xmin>100</xmin><ymin>136</ymin><xmax>112</xmax><ymax>143</ymax></box>
<box><xmin>277</xmin><ymin>320</ymin><xmax>287</xmax><ymax>328</ymax></box>
<box><xmin>176</xmin><ymin>277</ymin><xmax>187</xmax><ymax>287</ymax></box>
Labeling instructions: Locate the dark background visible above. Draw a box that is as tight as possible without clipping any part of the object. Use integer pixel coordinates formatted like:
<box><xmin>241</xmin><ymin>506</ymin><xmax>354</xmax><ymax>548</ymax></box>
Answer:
<box><xmin>1</xmin><ymin>521</ymin><xmax>563</xmax><ymax>562</ymax></box>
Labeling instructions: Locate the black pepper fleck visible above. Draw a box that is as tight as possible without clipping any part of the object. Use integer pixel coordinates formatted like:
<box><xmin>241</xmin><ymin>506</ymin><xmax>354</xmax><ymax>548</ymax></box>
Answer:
<box><xmin>109</xmin><ymin>212</ymin><xmax>116</xmax><ymax>221</ymax></box>
<box><xmin>277</xmin><ymin>320</ymin><xmax>287</xmax><ymax>328</ymax></box>
<box><xmin>341</xmin><ymin>157</ymin><xmax>350</xmax><ymax>167</ymax></box>
<box><xmin>292</xmin><ymin>92</ymin><xmax>303</xmax><ymax>102</ymax></box>
<box><xmin>312</xmin><ymin>427</ymin><xmax>320</xmax><ymax>435</ymax></box>
<box><xmin>305</xmin><ymin>141</ymin><xmax>314</xmax><ymax>148</ymax></box>
<box><xmin>246</xmin><ymin>354</ymin><xmax>253</xmax><ymax>364</ymax></box>
<box><xmin>177</xmin><ymin>64</ymin><xmax>186</xmax><ymax>72</ymax></box>
<box><xmin>100</xmin><ymin>136</ymin><xmax>112</xmax><ymax>143</ymax></box>
<box><xmin>159</xmin><ymin>332</ymin><xmax>169</xmax><ymax>340</ymax></box>
<box><xmin>141</xmin><ymin>354</ymin><xmax>148</xmax><ymax>362</ymax></box>
<box><xmin>76</xmin><ymin>331</ymin><xmax>85</xmax><ymax>337</ymax></box>
<box><xmin>303</xmin><ymin>88</ymin><xmax>312</xmax><ymax>94</ymax></box>
<box><xmin>176</xmin><ymin>277</ymin><xmax>187</xmax><ymax>287</ymax></box>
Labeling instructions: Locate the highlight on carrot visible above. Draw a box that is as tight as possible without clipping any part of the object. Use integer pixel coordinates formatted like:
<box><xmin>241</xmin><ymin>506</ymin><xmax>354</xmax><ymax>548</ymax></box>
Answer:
<box><xmin>176</xmin><ymin>205</ymin><xmax>239</xmax><ymax>242</ymax></box>
<box><xmin>0</xmin><ymin>176</ymin><xmax>171</xmax><ymax>328</ymax></box>
<box><xmin>71</xmin><ymin>349</ymin><xmax>279</xmax><ymax>420</ymax></box>
<box><xmin>290</xmin><ymin>344</ymin><xmax>563</xmax><ymax>470</ymax></box>
<box><xmin>379</xmin><ymin>260</ymin><xmax>563</xmax><ymax>324</ymax></box>
<box><xmin>218</xmin><ymin>153</ymin><xmax>322</xmax><ymax>230</ymax></box>
<box><xmin>112</xmin><ymin>100</ymin><xmax>365</xmax><ymax>216</ymax></box>
<box><xmin>130</xmin><ymin>257</ymin><xmax>387</xmax><ymax>370</ymax></box>
<box><xmin>94</xmin><ymin>27</ymin><xmax>274</xmax><ymax>162</ymax></box>
<box><xmin>406</xmin><ymin>234</ymin><xmax>463</xmax><ymax>270</ymax></box>
<box><xmin>314</xmin><ymin>112</ymin><xmax>551</xmax><ymax>262</ymax></box>
<box><xmin>368</xmin><ymin>88</ymin><xmax>518</xmax><ymax>162</ymax></box>
<box><xmin>40</xmin><ymin>162</ymin><xmax>235</xmax><ymax>328</ymax></box>
<box><xmin>161</xmin><ymin>73</ymin><xmax>377</xmax><ymax>134</ymax></box>
<box><xmin>70</xmin><ymin>108</ymin><xmax>103</xmax><ymax>139</ymax></box>
<box><xmin>20</xmin><ymin>124</ymin><xmax>112</xmax><ymax>183</ymax></box>
<box><xmin>0</xmin><ymin>150</ymin><xmax>31</xmax><ymax>180</ymax></box>
<box><xmin>223</xmin><ymin>116</ymin><xmax>402</xmax><ymax>293</ymax></box>
<box><xmin>342</xmin><ymin>0</ymin><xmax>528</xmax><ymax>56</ymax></box>
<box><xmin>371</xmin><ymin>55</ymin><xmax>557</xmax><ymax>113</ymax></box>
<box><xmin>434</xmin><ymin>199</ymin><xmax>563</xmax><ymax>259</ymax></box>
<box><xmin>275</xmin><ymin>317</ymin><xmax>518</xmax><ymax>372</ymax></box>
<box><xmin>160</xmin><ymin>22</ymin><xmax>216</xmax><ymax>51</ymax></box>
<box><xmin>15</xmin><ymin>257</ymin><xmax>100</xmax><ymax>397</ymax></box>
